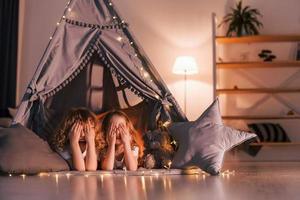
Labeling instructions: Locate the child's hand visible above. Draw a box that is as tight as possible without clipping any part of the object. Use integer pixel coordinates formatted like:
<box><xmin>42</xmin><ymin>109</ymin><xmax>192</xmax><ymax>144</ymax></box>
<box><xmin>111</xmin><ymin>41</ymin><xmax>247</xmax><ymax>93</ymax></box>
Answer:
<box><xmin>85</xmin><ymin>122</ymin><xmax>96</xmax><ymax>144</ymax></box>
<box><xmin>119</xmin><ymin>124</ymin><xmax>131</xmax><ymax>147</ymax></box>
<box><xmin>69</xmin><ymin>122</ymin><xmax>83</xmax><ymax>145</ymax></box>
<box><xmin>107</xmin><ymin>123</ymin><xmax>117</xmax><ymax>146</ymax></box>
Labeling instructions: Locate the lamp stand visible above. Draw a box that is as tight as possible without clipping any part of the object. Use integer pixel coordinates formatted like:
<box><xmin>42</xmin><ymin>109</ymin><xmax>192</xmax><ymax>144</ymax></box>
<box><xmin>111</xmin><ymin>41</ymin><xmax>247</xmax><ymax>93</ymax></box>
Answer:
<box><xmin>184</xmin><ymin>70</ymin><xmax>187</xmax><ymax>114</ymax></box>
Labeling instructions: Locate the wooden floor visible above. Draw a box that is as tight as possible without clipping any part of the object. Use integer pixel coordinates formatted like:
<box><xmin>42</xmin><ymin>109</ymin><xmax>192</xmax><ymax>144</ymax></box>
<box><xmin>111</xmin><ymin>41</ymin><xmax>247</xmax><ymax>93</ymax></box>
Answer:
<box><xmin>1</xmin><ymin>162</ymin><xmax>300</xmax><ymax>200</ymax></box>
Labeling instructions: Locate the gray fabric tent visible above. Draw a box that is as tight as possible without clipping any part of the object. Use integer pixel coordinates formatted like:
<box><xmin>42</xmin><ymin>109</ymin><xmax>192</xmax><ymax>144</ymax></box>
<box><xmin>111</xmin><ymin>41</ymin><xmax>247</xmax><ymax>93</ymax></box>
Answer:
<box><xmin>13</xmin><ymin>0</ymin><xmax>187</xmax><ymax>140</ymax></box>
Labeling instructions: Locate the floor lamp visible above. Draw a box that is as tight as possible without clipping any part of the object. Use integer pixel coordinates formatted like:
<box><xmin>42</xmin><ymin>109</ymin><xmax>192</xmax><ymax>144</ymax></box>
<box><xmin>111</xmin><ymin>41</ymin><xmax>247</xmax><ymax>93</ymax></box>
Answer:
<box><xmin>172</xmin><ymin>56</ymin><xmax>198</xmax><ymax>114</ymax></box>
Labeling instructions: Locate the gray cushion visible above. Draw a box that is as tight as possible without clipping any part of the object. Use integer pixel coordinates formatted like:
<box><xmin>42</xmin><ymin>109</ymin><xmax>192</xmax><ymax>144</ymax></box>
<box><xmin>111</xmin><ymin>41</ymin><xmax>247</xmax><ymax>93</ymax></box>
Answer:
<box><xmin>169</xmin><ymin>98</ymin><xmax>257</xmax><ymax>175</ymax></box>
<box><xmin>0</xmin><ymin>124</ymin><xmax>69</xmax><ymax>174</ymax></box>
<box><xmin>0</xmin><ymin>118</ymin><xmax>12</xmax><ymax>128</ymax></box>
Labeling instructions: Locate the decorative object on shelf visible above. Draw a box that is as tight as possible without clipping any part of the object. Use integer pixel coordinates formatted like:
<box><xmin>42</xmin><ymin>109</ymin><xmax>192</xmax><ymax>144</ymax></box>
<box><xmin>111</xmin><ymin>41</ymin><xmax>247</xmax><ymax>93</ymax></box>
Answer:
<box><xmin>218</xmin><ymin>1</ymin><xmax>263</xmax><ymax>37</ymax></box>
<box><xmin>246</xmin><ymin>123</ymin><xmax>291</xmax><ymax>156</ymax></box>
<box><xmin>172</xmin><ymin>56</ymin><xmax>198</xmax><ymax>114</ymax></box>
<box><xmin>296</xmin><ymin>43</ymin><xmax>300</xmax><ymax>60</ymax></box>
<box><xmin>258</xmin><ymin>49</ymin><xmax>276</xmax><ymax>62</ymax></box>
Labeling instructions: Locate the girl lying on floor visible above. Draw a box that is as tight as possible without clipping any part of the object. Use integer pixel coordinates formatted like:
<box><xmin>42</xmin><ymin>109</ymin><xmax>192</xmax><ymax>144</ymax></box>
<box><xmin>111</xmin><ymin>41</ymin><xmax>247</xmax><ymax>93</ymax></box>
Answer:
<box><xmin>51</xmin><ymin>108</ymin><xmax>143</xmax><ymax>171</ymax></box>
<box><xmin>51</xmin><ymin>108</ymin><xmax>105</xmax><ymax>171</ymax></box>
<box><xmin>99</xmin><ymin>110</ymin><xmax>144</xmax><ymax>171</ymax></box>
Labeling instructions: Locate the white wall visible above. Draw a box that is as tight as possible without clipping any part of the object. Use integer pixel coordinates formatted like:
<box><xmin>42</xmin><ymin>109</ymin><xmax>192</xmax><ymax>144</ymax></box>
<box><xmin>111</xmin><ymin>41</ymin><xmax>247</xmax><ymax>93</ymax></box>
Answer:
<box><xmin>17</xmin><ymin>0</ymin><xmax>300</xmax><ymax>161</ymax></box>
<box><xmin>18</xmin><ymin>0</ymin><xmax>300</xmax><ymax>122</ymax></box>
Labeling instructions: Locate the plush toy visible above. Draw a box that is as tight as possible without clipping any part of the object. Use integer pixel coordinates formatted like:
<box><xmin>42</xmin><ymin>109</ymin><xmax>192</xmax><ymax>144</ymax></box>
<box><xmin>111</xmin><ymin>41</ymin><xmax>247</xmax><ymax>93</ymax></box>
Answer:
<box><xmin>142</xmin><ymin>123</ymin><xmax>177</xmax><ymax>169</ymax></box>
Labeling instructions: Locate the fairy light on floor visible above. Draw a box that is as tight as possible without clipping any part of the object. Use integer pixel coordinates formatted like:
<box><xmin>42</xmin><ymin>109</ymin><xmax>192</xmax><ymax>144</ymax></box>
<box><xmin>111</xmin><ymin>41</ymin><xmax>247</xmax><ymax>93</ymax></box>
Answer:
<box><xmin>220</xmin><ymin>169</ymin><xmax>235</xmax><ymax>178</ymax></box>
<box><xmin>163</xmin><ymin>160</ymin><xmax>172</xmax><ymax>170</ymax></box>
<box><xmin>20</xmin><ymin>174</ymin><xmax>26</xmax><ymax>180</ymax></box>
<box><xmin>66</xmin><ymin>173</ymin><xmax>71</xmax><ymax>180</ymax></box>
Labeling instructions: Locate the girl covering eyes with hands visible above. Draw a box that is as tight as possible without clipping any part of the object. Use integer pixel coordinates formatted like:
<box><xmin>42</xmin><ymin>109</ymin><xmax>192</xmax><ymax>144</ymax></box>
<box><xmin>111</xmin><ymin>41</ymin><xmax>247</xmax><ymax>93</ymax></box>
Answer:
<box><xmin>51</xmin><ymin>108</ymin><xmax>105</xmax><ymax>171</ymax></box>
<box><xmin>100</xmin><ymin>110</ymin><xmax>144</xmax><ymax>171</ymax></box>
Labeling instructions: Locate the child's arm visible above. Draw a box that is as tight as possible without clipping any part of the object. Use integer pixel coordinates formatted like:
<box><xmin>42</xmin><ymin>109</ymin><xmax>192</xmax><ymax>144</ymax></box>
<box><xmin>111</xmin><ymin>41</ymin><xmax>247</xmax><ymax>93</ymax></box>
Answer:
<box><xmin>85</xmin><ymin>125</ymin><xmax>98</xmax><ymax>171</ymax></box>
<box><xmin>123</xmin><ymin>143</ymin><xmax>138</xmax><ymax>171</ymax></box>
<box><xmin>70</xmin><ymin>123</ymin><xmax>86</xmax><ymax>171</ymax></box>
<box><xmin>101</xmin><ymin>123</ymin><xmax>116</xmax><ymax>170</ymax></box>
<box><xmin>120</xmin><ymin>124</ymin><xmax>138</xmax><ymax>171</ymax></box>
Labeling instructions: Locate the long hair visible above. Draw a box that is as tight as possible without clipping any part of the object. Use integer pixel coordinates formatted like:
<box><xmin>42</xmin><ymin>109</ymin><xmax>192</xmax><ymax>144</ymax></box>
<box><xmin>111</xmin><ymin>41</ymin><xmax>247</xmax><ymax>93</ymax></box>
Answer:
<box><xmin>51</xmin><ymin>107</ymin><xmax>105</xmax><ymax>152</ymax></box>
<box><xmin>100</xmin><ymin>110</ymin><xmax>144</xmax><ymax>159</ymax></box>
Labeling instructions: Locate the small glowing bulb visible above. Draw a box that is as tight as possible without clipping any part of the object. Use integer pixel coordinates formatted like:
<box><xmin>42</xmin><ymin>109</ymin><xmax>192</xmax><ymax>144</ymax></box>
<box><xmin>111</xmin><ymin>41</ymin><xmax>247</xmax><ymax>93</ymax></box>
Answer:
<box><xmin>117</xmin><ymin>36</ymin><xmax>123</xmax><ymax>42</ymax></box>
<box><xmin>67</xmin><ymin>1</ymin><xmax>70</xmax><ymax>5</ymax></box>
<box><xmin>113</xmin><ymin>16</ymin><xmax>117</xmax><ymax>19</ymax></box>
<box><xmin>130</xmin><ymin>42</ymin><xmax>133</xmax><ymax>45</ymax></box>
<box><xmin>121</xmin><ymin>20</ymin><xmax>125</xmax><ymax>23</ymax></box>
<box><xmin>155</xmin><ymin>94</ymin><xmax>160</xmax><ymax>99</ymax></box>
<box><xmin>62</xmin><ymin>16</ymin><xmax>66</xmax><ymax>19</ymax></box>
<box><xmin>134</xmin><ymin>53</ymin><xmax>138</xmax><ymax>57</ymax></box>
<box><xmin>56</xmin><ymin>22</ymin><xmax>60</xmax><ymax>26</ymax></box>
<box><xmin>109</xmin><ymin>2</ymin><xmax>113</xmax><ymax>6</ymax></box>
<box><xmin>140</xmin><ymin>67</ymin><xmax>144</xmax><ymax>71</ymax></box>
<box><xmin>9</xmin><ymin>174</ymin><xmax>12</xmax><ymax>177</ymax></box>
<box><xmin>68</xmin><ymin>8</ymin><xmax>72</xmax><ymax>12</ymax></box>
<box><xmin>21</xmin><ymin>174</ymin><xmax>26</xmax><ymax>180</ymax></box>
<box><xmin>143</xmin><ymin>72</ymin><xmax>149</xmax><ymax>78</ymax></box>
<box><xmin>66</xmin><ymin>173</ymin><xmax>71</xmax><ymax>179</ymax></box>
<box><xmin>49</xmin><ymin>37</ymin><xmax>53</xmax><ymax>40</ymax></box>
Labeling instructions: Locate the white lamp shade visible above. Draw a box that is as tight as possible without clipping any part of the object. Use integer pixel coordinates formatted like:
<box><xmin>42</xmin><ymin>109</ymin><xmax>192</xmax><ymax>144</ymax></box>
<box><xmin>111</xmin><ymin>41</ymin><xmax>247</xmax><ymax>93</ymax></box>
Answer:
<box><xmin>172</xmin><ymin>56</ymin><xmax>198</xmax><ymax>75</ymax></box>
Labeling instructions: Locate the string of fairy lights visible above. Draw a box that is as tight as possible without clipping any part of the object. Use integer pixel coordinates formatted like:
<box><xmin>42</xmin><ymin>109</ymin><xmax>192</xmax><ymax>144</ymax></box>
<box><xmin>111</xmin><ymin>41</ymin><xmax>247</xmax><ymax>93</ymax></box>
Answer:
<box><xmin>5</xmin><ymin>169</ymin><xmax>235</xmax><ymax>179</ymax></box>
<box><xmin>48</xmin><ymin>0</ymin><xmax>155</xmax><ymax>96</ymax></box>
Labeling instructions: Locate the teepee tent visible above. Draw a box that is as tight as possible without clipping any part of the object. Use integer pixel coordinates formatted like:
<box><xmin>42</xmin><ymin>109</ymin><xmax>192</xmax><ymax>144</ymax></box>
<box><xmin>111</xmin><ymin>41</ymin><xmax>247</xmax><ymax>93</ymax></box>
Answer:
<box><xmin>13</xmin><ymin>0</ymin><xmax>187</xmax><ymax>140</ymax></box>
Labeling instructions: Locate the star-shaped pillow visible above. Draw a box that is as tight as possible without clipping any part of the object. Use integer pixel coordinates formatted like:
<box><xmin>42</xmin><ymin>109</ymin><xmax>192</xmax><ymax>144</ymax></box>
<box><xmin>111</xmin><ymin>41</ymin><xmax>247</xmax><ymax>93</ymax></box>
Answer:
<box><xmin>169</xmin><ymin>98</ymin><xmax>257</xmax><ymax>175</ymax></box>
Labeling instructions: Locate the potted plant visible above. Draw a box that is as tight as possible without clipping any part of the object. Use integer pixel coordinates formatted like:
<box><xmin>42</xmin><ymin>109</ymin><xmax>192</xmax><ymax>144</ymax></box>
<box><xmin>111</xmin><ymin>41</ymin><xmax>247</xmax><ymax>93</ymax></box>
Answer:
<box><xmin>218</xmin><ymin>1</ymin><xmax>263</xmax><ymax>37</ymax></box>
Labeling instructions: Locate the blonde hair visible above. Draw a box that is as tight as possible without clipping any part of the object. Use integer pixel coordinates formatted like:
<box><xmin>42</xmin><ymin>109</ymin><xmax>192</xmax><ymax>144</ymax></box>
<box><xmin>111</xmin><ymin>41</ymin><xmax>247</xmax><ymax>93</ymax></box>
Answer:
<box><xmin>100</xmin><ymin>110</ymin><xmax>144</xmax><ymax>158</ymax></box>
<box><xmin>51</xmin><ymin>107</ymin><xmax>105</xmax><ymax>152</ymax></box>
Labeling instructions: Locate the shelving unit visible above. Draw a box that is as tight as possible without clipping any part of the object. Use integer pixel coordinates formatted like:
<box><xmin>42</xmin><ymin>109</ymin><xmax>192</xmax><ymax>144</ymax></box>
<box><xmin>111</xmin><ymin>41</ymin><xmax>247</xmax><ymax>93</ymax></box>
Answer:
<box><xmin>249</xmin><ymin>142</ymin><xmax>300</xmax><ymax>147</ymax></box>
<box><xmin>217</xmin><ymin>88</ymin><xmax>300</xmax><ymax>94</ymax></box>
<box><xmin>212</xmin><ymin>13</ymin><xmax>300</xmax><ymax>147</ymax></box>
<box><xmin>222</xmin><ymin>115</ymin><xmax>300</xmax><ymax>120</ymax></box>
<box><xmin>216</xmin><ymin>35</ymin><xmax>300</xmax><ymax>43</ymax></box>
<box><xmin>217</xmin><ymin>61</ymin><xmax>300</xmax><ymax>69</ymax></box>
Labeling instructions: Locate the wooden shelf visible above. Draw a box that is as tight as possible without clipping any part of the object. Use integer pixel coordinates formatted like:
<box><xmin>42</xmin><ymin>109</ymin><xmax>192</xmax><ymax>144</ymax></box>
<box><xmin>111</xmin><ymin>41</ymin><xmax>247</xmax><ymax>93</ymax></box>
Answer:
<box><xmin>217</xmin><ymin>61</ymin><xmax>300</xmax><ymax>69</ymax></box>
<box><xmin>249</xmin><ymin>142</ymin><xmax>300</xmax><ymax>146</ymax></box>
<box><xmin>222</xmin><ymin>115</ymin><xmax>300</xmax><ymax>120</ymax></box>
<box><xmin>217</xmin><ymin>88</ymin><xmax>300</xmax><ymax>94</ymax></box>
<box><xmin>216</xmin><ymin>35</ymin><xmax>300</xmax><ymax>43</ymax></box>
